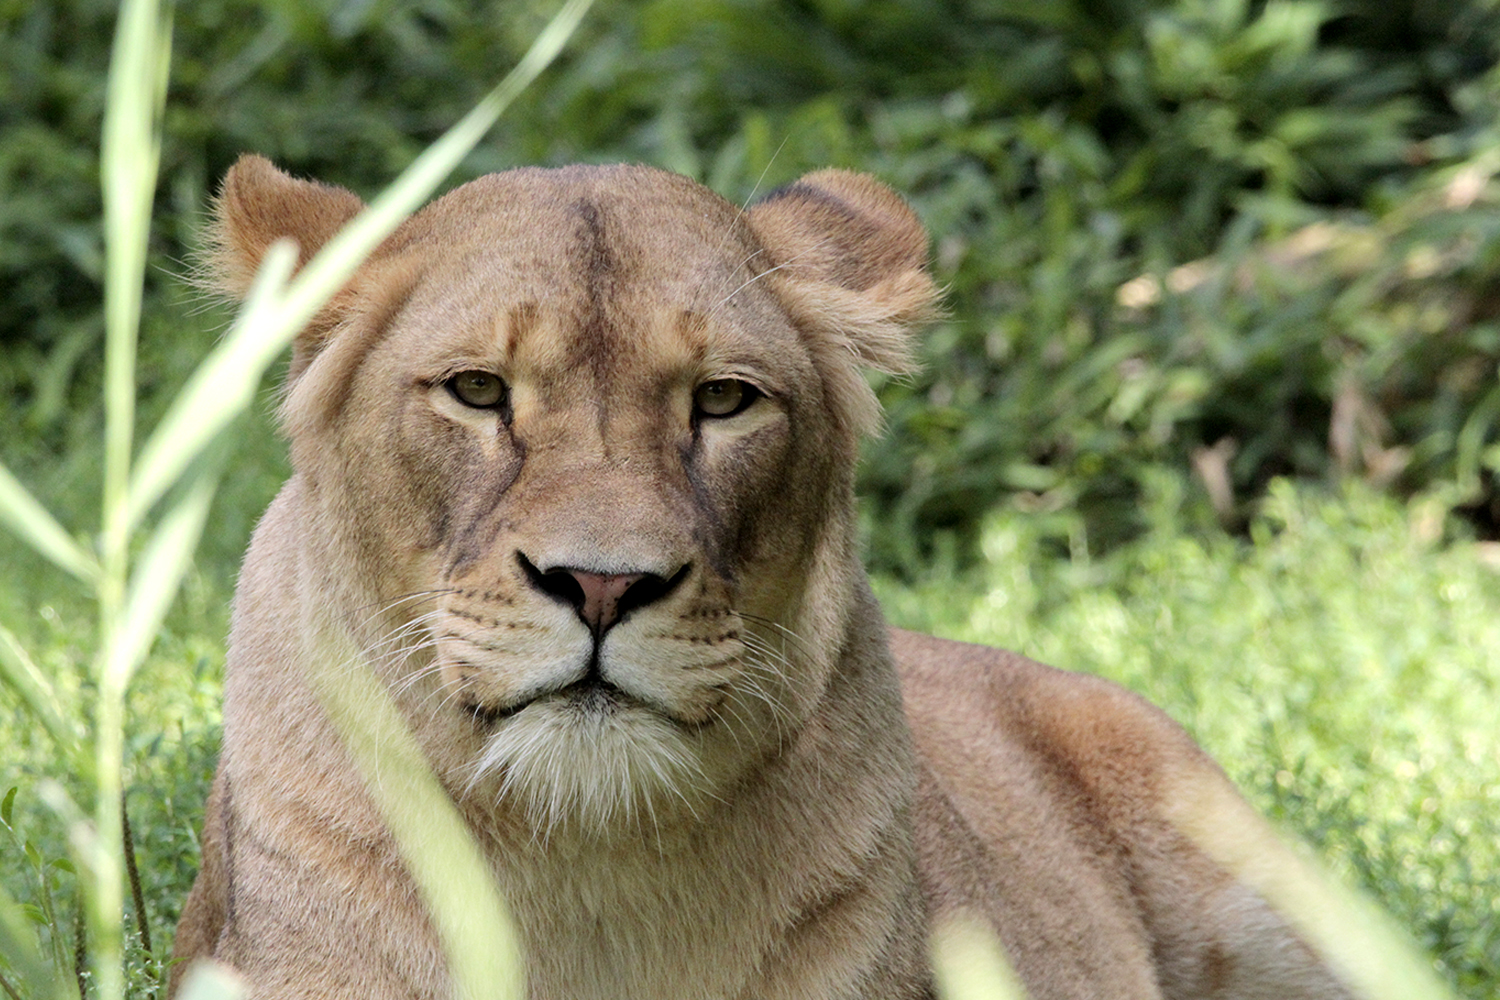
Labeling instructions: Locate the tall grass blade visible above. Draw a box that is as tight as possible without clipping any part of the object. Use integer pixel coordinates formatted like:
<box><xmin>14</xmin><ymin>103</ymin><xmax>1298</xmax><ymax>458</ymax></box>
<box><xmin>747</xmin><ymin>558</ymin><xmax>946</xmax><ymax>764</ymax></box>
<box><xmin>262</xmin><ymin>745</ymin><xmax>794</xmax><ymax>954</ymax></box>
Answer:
<box><xmin>0</xmin><ymin>463</ymin><xmax>99</xmax><ymax>583</ymax></box>
<box><xmin>103</xmin><ymin>456</ymin><xmax>223</xmax><ymax>695</ymax></box>
<box><xmin>124</xmin><ymin>0</ymin><xmax>598</xmax><ymax>532</ymax></box>
<box><xmin>100</xmin><ymin>0</ymin><xmax>171</xmax><ymax>554</ymax></box>
<box><xmin>95</xmin><ymin>1</ymin><xmax>174</xmax><ymax>997</ymax></box>
<box><xmin>308</xmin><ymin>627</ymin><xmax>523</xmax><ymax>1000</ymax></box>
<box><xmin>0</xmin><ymin>625</ymin><xmax>80</xmax><ymax>765</ymax></box>
<box><xmin>174</xmin><ymin>962</ymin><xmax>246</xmax><ymax>1000</ymax></box>
<box><xmin>124</xmin><ymin>237</ymin><xmax>297</xmax><ymax>534</ymax></box>
<box><xmin>35</xmin><ymin>780</ymin><xmax>90</xmax><ymax>867</ymax></box>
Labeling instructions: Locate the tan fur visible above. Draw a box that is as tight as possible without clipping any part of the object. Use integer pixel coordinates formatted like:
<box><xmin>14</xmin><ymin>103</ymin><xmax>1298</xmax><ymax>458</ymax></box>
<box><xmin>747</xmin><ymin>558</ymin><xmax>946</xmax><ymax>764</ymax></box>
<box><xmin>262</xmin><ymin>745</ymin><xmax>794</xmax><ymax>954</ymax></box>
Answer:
<box><xmin>173</xmin><ymin>156</ymin><xmax>1354</xmax><ymax>1000</ymax></box>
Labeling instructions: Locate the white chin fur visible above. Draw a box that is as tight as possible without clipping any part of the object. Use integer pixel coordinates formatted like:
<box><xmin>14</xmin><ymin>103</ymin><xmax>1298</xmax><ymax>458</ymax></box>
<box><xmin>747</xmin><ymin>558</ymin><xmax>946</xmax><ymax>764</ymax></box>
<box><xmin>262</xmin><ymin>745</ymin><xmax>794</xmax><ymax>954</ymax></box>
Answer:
<box><xmin>469</xmin><ymin>699</ymin><xmax>708</xmax><ymax>835</ymax></box>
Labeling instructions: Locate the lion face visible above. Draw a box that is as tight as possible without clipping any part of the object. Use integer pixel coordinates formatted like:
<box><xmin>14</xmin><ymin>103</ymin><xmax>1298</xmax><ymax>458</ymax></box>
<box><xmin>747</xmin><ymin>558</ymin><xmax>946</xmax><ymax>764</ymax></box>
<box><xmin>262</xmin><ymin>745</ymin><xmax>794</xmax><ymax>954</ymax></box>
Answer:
<box><xmin>211</xmin><ymin>159</ymin><xmax>937</xmax><ymax>833</ymax></box>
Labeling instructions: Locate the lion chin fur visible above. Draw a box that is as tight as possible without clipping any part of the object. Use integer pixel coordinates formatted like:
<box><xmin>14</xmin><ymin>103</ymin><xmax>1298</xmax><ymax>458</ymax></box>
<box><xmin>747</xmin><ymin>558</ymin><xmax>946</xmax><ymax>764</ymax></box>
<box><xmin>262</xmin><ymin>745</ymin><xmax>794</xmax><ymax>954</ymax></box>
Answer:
<box><xmin>170</xmin><ymin>155</ymin><xmax>1356</xmax><ymax>1000</ymax></box>
<box><xmin>467</xmin><ymin>696</ymin><xmax>711</xmax><ymax>835</ymax></box>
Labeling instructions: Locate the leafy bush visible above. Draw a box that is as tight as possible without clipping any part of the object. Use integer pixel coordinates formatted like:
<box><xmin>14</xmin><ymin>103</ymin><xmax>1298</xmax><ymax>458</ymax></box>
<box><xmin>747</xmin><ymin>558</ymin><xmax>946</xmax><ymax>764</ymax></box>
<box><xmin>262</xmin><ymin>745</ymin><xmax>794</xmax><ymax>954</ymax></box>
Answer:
<box><xmin>867</xmin><ymin>150</ymin><xmax>1500</xmax><ymax>569</ymax></box>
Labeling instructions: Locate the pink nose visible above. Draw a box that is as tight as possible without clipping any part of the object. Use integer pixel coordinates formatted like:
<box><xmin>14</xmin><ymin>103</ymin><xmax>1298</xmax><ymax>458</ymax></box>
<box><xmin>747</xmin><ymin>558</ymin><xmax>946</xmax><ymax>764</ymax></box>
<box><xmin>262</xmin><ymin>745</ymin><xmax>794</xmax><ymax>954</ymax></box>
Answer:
<box><xmin>518</xmin><ymin>554</ymin><xmax>685</xmax><ymax>634</ymax></box>
<box><xmin>568</xmin><ymin>570</ymin><xmax>646</xmax><ymax>633</ymax></box>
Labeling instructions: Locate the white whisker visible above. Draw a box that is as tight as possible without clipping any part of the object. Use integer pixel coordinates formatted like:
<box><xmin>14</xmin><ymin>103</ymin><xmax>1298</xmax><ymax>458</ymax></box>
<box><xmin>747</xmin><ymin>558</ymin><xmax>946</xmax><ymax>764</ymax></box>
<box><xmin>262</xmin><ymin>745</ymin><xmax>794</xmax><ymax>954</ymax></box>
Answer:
<box><xmin>711</xmin><ymin>236</ymin><xmax>834</xmax><ymax>314</ymax></box>
<box><xmin>694</xmin><ymin>134</ymin><xmax>793</xmax><ymax>312</ymax></box>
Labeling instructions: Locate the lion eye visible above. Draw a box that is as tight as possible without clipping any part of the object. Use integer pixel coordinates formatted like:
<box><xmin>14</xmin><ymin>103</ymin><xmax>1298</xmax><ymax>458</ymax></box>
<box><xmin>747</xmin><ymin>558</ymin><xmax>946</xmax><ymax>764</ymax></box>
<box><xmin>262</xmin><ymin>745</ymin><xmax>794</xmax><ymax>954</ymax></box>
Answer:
<box><xmin>448</xmin><ymin>371</ymin><xmax>508</xmax><ymax>409</ymax></box>
<box><xmin>693</xmin><ymin>379</ymin><xmax>758</xmax><ymax>418</ymax></box>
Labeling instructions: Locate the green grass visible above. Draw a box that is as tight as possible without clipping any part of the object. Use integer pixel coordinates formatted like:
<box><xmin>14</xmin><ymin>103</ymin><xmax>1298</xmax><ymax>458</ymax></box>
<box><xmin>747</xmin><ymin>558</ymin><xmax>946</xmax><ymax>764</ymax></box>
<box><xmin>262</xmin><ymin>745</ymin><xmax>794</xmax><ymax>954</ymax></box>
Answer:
<box><xmin>0</xmin><ymin>533</ymin><xmax>230</xmax><ymax>995</ymax></box>
<box><xmin>0</xmin><ymin>282</ymin><xmax>280</xmax><ymax>995</ymax></box>
<box><xmin>875</xmin><ymin>478</ymin><xmax>1500</xmax><ymax>999</ymax></box>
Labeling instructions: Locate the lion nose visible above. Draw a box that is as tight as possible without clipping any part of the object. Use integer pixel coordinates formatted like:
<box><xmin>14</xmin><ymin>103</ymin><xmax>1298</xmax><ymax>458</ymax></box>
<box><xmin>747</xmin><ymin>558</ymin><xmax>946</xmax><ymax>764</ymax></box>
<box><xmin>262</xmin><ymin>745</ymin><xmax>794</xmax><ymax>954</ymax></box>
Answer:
<box><xmin>519</xmin><ymin>556</ymin><xmax>682</xmax><ymax>634</ymax></box>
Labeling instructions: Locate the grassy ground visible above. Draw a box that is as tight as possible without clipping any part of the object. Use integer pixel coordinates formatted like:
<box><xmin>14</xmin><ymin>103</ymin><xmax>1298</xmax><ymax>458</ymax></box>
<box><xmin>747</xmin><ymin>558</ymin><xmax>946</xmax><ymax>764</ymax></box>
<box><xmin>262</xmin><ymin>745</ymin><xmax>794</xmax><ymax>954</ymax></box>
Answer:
<box><xmin>2</xmin><ymin>453</ymin><xmax>1497</xmax><ymax>995</ymax></box>
<box><xmin>0</xmin><ymin>498</ymin><xmax>245</xmax><ymax>995</ymax></box>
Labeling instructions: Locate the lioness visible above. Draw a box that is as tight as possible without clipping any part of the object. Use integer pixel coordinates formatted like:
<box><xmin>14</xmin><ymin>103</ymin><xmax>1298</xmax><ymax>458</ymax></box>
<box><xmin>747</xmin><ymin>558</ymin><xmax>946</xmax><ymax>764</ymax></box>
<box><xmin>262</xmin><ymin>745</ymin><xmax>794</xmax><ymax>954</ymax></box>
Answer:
<box><xmin>173</xmin><ymin>155</ymin><xmax>1354</xmax><ymax>1000</ymax></box>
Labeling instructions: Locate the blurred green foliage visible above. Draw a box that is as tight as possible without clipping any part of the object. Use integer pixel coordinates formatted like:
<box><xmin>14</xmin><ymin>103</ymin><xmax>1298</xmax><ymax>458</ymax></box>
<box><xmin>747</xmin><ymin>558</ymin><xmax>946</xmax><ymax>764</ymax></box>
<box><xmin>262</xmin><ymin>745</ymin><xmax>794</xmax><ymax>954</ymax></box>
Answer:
<box><xmin>4</xmin><ymin>0</ymin><xmax>1500</xmax><ymax>568</ymax></box>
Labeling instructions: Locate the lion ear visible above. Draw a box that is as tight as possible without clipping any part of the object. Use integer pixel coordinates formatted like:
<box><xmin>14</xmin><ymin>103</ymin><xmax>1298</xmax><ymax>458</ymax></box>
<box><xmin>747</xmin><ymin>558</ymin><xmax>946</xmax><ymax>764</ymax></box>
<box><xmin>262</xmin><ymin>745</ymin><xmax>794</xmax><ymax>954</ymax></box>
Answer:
<box><xmin>745</xmin><ymin>170</ymin><xmax>939</xmax><ymax>436</ymax></box>
<box><xmin>208</xmin><ymin>154</ymin><xmax>365</xmax><ymax>296</ymax></box>
<box><xmin>205</xmin><ymin>155</ymin><xmax>372</xmax><ymax>378</ymax></box>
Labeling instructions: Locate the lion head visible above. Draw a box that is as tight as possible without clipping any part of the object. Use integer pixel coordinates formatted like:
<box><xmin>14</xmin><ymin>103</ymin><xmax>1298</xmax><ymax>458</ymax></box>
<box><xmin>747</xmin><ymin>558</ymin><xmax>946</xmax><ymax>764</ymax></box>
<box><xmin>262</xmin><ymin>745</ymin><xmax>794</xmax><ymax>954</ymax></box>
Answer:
<box><xmin>210</xmin><ymin>156</ymin><xmax>938</xmax><ymax>835</ymax></box>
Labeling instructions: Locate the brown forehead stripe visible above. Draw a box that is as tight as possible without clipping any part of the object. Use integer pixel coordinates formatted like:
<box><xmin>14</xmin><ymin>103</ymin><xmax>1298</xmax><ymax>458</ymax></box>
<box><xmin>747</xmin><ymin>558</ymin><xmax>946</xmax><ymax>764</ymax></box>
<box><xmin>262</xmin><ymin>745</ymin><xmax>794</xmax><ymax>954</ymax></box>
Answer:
<box><xmin>497</xmin><ymin>302</ymin><xmax>540</xmax><ymax>366</ymax></box>
<box><xmin>571</xmin><ymin>198</ymin><xmax>628</xmax><ymax>380</ymax></box>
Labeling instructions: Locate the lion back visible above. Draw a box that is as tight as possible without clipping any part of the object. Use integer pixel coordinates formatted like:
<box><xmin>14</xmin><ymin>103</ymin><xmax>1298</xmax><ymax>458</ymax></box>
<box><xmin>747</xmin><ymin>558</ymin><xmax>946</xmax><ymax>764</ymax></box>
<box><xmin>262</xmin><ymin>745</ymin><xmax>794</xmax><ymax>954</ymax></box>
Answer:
<box><xmin>894</xmin><ymin>628</ymin><xmax>1353</xmax><ymax>1000</ymax></box>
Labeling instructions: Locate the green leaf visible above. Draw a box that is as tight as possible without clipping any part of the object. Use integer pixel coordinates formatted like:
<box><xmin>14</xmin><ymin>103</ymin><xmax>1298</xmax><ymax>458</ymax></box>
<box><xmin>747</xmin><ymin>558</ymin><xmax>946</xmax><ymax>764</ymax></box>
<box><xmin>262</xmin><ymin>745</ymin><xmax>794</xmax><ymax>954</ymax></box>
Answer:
<box><xmin>1</xmin><ymin>787</ymin><xmax>14</xmax><ymax>828</ymax></box>
<box><xmin>0</xmin><ymin>886</ymin><xmax>67</xmax><ymax>1000</ymax></box>
<box><xmin>0</xmin><ymin>462</ymin><xmax>99</xmax><ymax>583</ymax></box>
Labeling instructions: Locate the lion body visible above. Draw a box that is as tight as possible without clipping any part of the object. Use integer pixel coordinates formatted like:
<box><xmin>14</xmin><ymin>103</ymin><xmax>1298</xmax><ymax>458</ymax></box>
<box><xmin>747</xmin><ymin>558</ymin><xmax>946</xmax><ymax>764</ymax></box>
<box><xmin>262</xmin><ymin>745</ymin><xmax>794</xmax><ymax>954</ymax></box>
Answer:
<box><xmin>172</xmin><ymin>157</ymin><xmax>1351</xmax><ymax>1000</ymax></box>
